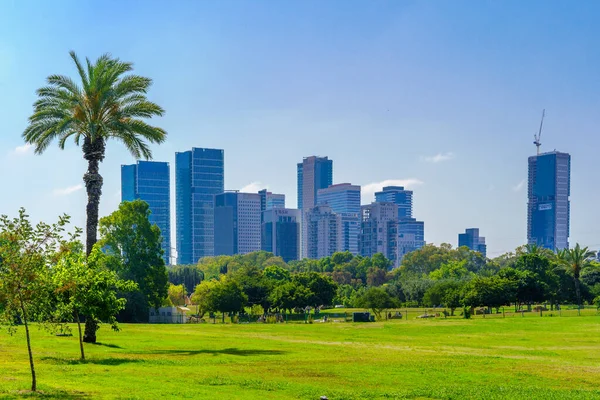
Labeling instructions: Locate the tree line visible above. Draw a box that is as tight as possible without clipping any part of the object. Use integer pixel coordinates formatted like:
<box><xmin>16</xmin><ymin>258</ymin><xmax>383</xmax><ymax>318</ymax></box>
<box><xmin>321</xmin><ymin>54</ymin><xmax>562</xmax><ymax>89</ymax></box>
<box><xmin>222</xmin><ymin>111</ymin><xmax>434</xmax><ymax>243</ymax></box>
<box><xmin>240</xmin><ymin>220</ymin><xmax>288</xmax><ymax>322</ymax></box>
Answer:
<box><xmin>167</xmin><ymin>241</ymin><xmax>600</xmax><ymax>319</ymax></box>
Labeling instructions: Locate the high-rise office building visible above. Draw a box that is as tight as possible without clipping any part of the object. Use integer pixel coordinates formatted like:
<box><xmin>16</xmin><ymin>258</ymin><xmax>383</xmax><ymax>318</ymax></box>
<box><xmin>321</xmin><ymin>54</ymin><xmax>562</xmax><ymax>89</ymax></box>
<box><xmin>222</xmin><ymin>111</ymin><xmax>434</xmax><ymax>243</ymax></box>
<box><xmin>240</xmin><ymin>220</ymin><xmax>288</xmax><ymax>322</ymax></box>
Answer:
<box><xmin>375</xmin><ymin>185</ymin><xmax>424</xmax><ymax>261</ymax></box>
<box><xmin>317</xmin><ymin>183</ymin><xmax>361</xmax><ymax>254</ymax></box>
<box><xmin>458</xmin><ymin>228</ymin><xmax>487</xmax><ymax>257</ymax></box>
<box><xmin>297</xmin><ymin>156</ymin><xmax>333</xmax><ymax>210</ymax></box>
<box><xmin>262</xmin><ymin>208</ymin><xmax>301</xmax><ymax>262</ymax></box>
<box><xmin>175</xmin><ymin>148</ymin><xmax>224</xmax><ymax>264</ymax></box>
<box><xmin>214</xmin><ymin>191</ymin><xmax>261</xmax><ymax>256</ymax></box>
<box><xmin>375</xmin><ymin>186</ymin><xmax>413</xmax><ymax>219</ymax></box>
<box><xmin>397</xmin><ymin>218</ymin><xmax>425</xmax><ymax>261</ymax></box>
<box><xmin>258</xmin><ymin>189</ymin><xmax>285</xmax><ymax>216</ymax></box>
<box><xmin>121</xmin><ymin>161</ymin><xmax>171</xmax><ymax>265</ymax></box>
<box><xmin>360</xmin><ymin>202</ymin><xmax>398</xmax><ymax>267</ymax></box>
<box><xmin>302</xmin><ymin>205</ymin><xmax>340</xmax><ymax>259</ymax></box>
<box><xmin>527</xmin><ymin>151</ymin><xmax>571</xmax><ymax>251</ymax></box>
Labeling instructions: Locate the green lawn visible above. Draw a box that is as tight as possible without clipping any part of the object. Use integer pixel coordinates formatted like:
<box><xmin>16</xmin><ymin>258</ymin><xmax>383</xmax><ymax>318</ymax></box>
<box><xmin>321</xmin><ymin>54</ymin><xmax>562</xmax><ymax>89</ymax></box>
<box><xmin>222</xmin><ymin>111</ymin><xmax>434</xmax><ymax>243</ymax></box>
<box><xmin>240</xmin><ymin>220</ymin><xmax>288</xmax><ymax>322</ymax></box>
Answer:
<box><xmin>1</xmin><ymin>317</ymin><xmax>600</xmax><ymax>399</ymax></box>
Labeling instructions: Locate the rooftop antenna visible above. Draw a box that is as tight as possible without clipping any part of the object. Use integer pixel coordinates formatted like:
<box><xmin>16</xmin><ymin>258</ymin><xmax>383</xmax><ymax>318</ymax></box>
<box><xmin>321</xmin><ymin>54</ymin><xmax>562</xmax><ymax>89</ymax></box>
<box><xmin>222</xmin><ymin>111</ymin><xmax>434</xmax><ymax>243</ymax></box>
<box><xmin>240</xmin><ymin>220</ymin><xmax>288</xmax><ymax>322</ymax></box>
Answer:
<box><xmin>533</xmin><ymin>109</ymin><xmax>545</xmax><ymax>155</ymax></box>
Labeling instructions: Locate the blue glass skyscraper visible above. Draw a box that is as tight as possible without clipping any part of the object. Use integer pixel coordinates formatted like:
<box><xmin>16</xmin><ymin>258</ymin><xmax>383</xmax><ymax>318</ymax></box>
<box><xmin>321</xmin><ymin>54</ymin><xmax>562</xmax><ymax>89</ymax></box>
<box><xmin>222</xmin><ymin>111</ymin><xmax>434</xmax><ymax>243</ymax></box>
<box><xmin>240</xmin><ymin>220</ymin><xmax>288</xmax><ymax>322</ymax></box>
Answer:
<box><xmin>121</xmin><ymin>161</ymin><xmax>171</xmax><ymax>265</ymax></box>
<box><xmin>176</xmin><ymin>148</ymin><xmax>224</xmax><ymax>264</ymax></box>
<box><xmin>375</xmin><ymin>186</ymin><xmax>413</xmax><ymax>219</ymax></box>
<box><xmin>458</xmin><ymin>228</ymin><xmax>487</xmax><ymax>257</ymax></box>
<box><xmin>527</xmin><ymin>151</ymin><xmax>571</xmax><ymax>250</ymax></box>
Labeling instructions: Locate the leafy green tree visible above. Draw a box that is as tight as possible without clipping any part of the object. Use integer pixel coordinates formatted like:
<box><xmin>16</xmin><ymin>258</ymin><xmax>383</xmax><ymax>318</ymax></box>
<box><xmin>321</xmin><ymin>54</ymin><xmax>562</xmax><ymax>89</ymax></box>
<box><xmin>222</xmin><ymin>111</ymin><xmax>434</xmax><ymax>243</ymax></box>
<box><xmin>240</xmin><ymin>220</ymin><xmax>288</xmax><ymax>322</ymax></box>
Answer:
<box><xmin>23</xmin><ymin>52</ymin><xmax>166</xmax><ymax>257</ymax></box>
<box><xmin>400</xmin><ymin>244</ymin><xmax>453</xmax><ymax>275</ymax></box>
<box><xmin>293</xmin><ymin>272</ymin><xmax>338</xmax><ymax>309</ymax></box>
<box><xmin>0</xmin><ymin>209</ymin><xmax>70</xmax><ymax>392</ymax></box>
<box><xmin>556</xmin><ymin>244</ymin><xmax>596</xmax><ymax>306</ymax></box>
<box><xmin>52</xmin><ymin>247</ymin><xmax>136</xmax><ymax>360</ymax></box>
<box><xmin>167</xmin><ymin>265</ymin><xmax>204</xmax><ymax>294</ymax></box>
<box><xmin>461</xmin><ymin>276</ymin><xmax>516</xmax><ymax>310</ymax></box>
<box><xmin>263</xmin><ymin>265</ymin><xmax>291</xmax><ymax>282</ymax></box>
<box><xmin>269</xmin><ymin>281</ymin><xmax>312</xmax><ymax>313</ymax></box>
<box><xmin>207</xmin><ymin>276</ymin><xmax>248</xmax><ymax>316</ymax></box>
<box><xmin>366</xmin><ymin>267</ymin><xmax>389</xmax><ymax>286</ymax></box>
<box><xmin>230</xmin><ymin>265</ymin><xmax>272</xmax><ymax>311</ymax></box>
<box><xmin>423</xmin><ymin>280</ymin><xmax>464</xmax><ymax>315</ymax></box>
<box><xmin>356</xmin><ymin>287</ymin><xmax>398</xmax><ymax>320</ymax></box>
<box><xmin>429</xmin><ymin>260</ymin><xmax>473</xmax><ymax>281</ymax></box>
<box><xmin>97</xmin><ymin>200</ymin><xmax>168</xmax><ymax>330</ymax></box>
<box><xmin>165</xmin><ymin>283</ymin><xmax>187</xmax><ymax>306</ymax></box>
<box><xmin>191</xmin><ymin>280</ymin><xmax>218</xmax><ymax>318</ymax></box>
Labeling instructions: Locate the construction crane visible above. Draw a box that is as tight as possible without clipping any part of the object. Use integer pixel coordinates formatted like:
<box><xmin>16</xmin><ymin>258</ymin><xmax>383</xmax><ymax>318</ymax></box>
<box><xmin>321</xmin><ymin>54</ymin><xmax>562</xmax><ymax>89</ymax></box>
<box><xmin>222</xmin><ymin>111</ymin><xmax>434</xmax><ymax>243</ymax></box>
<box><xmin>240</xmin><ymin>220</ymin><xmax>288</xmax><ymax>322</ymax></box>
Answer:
<box><xmin>533</xmin><ymin>109</ymin><xmax>545</xmax><ymax>155</ymax></box>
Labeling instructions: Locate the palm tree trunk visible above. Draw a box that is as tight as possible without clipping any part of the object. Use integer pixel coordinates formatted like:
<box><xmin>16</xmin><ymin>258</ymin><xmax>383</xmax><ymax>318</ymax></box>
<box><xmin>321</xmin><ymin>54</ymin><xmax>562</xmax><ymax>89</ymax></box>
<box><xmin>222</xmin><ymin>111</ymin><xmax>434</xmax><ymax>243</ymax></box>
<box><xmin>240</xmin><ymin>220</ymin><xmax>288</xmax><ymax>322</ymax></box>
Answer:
<box><xmin>574</xmin><ymin>277</ymin><xmax>582</xmax><ymax>308</ymax></box>
<box><xmin>82</xmin><ymin>136</ymin><xmax>105</xmax><ymax>344</ymax></box>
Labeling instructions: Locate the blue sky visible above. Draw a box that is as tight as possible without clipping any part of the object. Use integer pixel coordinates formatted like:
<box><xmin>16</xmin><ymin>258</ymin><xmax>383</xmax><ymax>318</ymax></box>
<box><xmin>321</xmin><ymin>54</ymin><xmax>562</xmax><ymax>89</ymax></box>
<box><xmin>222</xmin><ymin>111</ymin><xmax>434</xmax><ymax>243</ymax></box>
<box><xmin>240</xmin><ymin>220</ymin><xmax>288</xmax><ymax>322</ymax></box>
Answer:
<box><xmin>1</xmin><ymin>0</ymin><xmax>599</xmax><ymax>257</ymax></box>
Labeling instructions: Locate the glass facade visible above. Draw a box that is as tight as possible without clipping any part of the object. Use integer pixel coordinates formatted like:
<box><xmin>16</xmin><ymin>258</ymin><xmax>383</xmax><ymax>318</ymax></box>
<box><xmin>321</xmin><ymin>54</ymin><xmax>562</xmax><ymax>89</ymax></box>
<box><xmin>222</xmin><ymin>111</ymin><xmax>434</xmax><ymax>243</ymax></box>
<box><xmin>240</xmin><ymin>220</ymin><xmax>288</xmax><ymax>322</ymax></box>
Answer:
<box><xmin>214</xmin><ymin>192</ymin><xmax>261</xmax><ymax>256</ymax></box>
<box><xmin>261</xmin><ymin>208</ymin><xmax>300</xmax><ymax>262</ymax></box>
<box><xmin>176</xmin><ymin>148</ymin><xmax>224</xmax><ymax>264</ymax></box>
<box><xmin>317</xmin><ymin>183</ymin><xmax>361</xmax><ymax>254</ymax></box>
<box><xmin>121</xmin><ymin>161</ymin><xmax>171</xmax><ymax>265</ymax></box>
<box><xmin>375</xmin><ymin>186</ymin><xmax>413</xmax><ymax>219</ymax></box>
<box><xmin>458</xmin><ymin>228</ymin><xmax>486</xmax><ymax>257</ymax></box>
<box><xmin>527</xmin><ymin>151</ymin><xmax>571</xmax><ymax>250</ymax></box>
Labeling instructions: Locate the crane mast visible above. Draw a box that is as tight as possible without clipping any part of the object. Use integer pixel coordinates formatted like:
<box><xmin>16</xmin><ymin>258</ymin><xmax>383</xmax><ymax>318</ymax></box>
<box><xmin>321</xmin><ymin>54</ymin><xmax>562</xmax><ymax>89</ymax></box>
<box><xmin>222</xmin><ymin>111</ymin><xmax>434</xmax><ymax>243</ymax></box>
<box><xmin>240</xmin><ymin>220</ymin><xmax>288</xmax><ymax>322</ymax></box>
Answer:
<box><xmin>533</xmin><ymin>109</ymin><xmax>545</xmax><ymax>155</ymax></box>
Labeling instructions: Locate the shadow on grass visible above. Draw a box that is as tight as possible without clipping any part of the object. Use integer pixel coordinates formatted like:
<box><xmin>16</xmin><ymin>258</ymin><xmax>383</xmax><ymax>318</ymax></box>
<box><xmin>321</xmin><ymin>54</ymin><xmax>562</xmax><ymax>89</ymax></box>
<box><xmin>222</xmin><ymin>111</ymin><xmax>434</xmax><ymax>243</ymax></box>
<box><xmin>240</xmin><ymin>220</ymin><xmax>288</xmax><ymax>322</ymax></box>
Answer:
<box><xmin>146</xmin><ymin>348</ymin><xmax>287</xmax><ymax>357</ymax></box>
<box><xmin>89</xmin><ymin>342</ymin><xmax>123</xmax><ymax>349</ymax></box>
<box><xmin>41</xmin><ymin>357</ymin><xmax>140</xmax><ymax>366</ymax></box>
<box><xmin>12</xmin><ymin>389</ymin><xmax>89</xmax><ymax>399</ymax></box>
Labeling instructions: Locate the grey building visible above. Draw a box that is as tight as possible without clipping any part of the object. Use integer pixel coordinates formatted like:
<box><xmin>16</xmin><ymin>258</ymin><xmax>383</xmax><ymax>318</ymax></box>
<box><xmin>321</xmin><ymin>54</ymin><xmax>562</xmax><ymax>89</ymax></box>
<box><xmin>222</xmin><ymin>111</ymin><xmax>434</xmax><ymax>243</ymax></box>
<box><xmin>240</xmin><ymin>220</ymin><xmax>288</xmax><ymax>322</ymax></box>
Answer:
<box><xmin>527</xmin><ymin>151</ymin><xmax>571</xmax><ymax>251</ymax></box>
<box><xmin>317</xmin><ymin>183</ymin><xmax>361</xmax><ymax>255</ymax></box>
<box><xmin>262</xmin><ymin>208</ymin><xmax>301</xmax><ymax>262</ymax></box>
<box><xmin>175</xmin><ymin>148</ymin><xmax>224</xmax><ymax>264</ymax></box>
<box><xmin>360</xmin><ymin>202</ymin><xmax>398</xmax><ymax>267</ymax></box>
<box><xmin>458</xmin><ymin>228</ymin><xmax>487</xmax><ymax>257</ymax></box>
<box><xmin>297</xmin><ymin>156</ymin><xmax>333</xmax><ymax>211</ymax></box>
<box><xmin>302</xmin><ymin>205</ymin><xmax>340</xmax><ymax>259</ymax></box>
<box><xmin>214</xmin><ymin>191</ymin><xmax>262</xmax><ymax>256</ymax></box>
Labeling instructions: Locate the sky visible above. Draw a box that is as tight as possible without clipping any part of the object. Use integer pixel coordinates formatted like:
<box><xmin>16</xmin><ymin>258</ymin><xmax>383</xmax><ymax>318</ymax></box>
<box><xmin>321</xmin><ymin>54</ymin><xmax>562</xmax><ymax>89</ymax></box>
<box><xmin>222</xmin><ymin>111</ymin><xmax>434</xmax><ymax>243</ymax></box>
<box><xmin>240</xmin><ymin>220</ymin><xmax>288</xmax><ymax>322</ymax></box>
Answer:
<box><xmin>1</xmin><ymin>0</ymin><xmax>600</xmax><ymax>257</ymax></box>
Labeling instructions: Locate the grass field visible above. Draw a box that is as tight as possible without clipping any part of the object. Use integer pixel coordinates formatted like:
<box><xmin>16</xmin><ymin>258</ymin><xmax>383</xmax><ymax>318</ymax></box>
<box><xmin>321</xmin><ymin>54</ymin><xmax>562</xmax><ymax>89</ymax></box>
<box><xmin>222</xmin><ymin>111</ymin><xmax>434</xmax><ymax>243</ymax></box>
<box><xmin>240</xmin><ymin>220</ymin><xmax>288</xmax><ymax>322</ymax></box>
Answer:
<box><xmin>1</xmin><ymin>317</ymin><xmax>600</xmax><ymax>399</ymax></box>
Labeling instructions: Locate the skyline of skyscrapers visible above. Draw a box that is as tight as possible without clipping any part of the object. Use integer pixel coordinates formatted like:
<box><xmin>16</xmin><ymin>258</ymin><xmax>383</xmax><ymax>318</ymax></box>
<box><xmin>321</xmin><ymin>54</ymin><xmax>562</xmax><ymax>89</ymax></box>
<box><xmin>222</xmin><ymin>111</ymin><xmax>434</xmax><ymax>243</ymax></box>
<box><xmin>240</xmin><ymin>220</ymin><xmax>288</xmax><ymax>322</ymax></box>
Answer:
<box><xmin>121</xmin><ymin>161</ymin><xmax>171</xmax><ymax>265</ymax></box>
<box><xmin>527</xmin><ymin>151</ymin><xmax>571</xmax><ymax>251</ymax></box>
<box><xmin>458</xmin><ymin>228</ymin><xmax>487</xmax><ymax>257</ymax></box>
<box><xmin>175</xmin><ymin>147</ymin><xmax>224</xmax><ymax>264</ymax></box>
<box><xmin>214</xmin><ymin>191</ymin><xmax>261</xmax><ymax>256</ymax></box>
<box><xmin>114</xmin><ymin>146</ymin><xmax>579</xmax><ymax>265</ymax></box>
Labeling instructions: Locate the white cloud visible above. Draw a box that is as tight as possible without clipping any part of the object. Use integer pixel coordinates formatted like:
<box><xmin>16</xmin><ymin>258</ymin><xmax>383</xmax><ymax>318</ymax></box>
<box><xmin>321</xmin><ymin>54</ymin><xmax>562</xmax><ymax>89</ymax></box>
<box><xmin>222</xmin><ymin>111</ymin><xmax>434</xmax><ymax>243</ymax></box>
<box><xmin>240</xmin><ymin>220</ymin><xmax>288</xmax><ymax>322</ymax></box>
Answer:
<box><xmin>361</xmin><ymin>179</ymin><xmax>424</xmax><ymax>204</ymax></box>
<box><xmin>13</xmin><ymin>143</ymin><xmax>33</xmax><ymax>155</ymax></box>
<box><xmin>512</xmin><ymin>179</ymin><xmax>526</xmax><ymax>192</ymax></box>
<box><xmin>421</xmin><ymin>152</ymin><xmax>455</xmax><ymax>163</ymax></box>
<box><xmin>53</xmin><ymin>184</ymin><xmax>84</xmax><ymax>196</ymax></box>
<box><xmin>240</xmin><ymin>181</ymin><xmax>266</xmax><ymax>193</ymax></box>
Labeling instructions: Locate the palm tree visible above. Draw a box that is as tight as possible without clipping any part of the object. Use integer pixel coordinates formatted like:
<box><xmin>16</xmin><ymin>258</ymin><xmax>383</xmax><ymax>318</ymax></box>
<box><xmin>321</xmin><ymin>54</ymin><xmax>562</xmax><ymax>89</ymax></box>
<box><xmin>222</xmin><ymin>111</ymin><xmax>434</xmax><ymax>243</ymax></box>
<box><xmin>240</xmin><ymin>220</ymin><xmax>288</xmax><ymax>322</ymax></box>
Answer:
<box><xmin>23</xmin><ymin>52</ymin><xmax>166</xmax><ymax>342</ymax></box>
<box><xmin>555</xmin><ymin>244</ymin><xmax>596</xmax><ymax>307</ymax></box>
